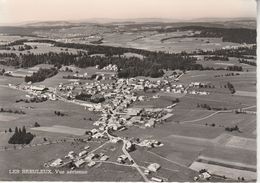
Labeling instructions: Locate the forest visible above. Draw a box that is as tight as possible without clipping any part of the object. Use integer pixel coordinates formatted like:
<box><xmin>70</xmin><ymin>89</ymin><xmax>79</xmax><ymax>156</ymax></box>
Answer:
<box><xmin>24</xmin><ymin>67</ymin><xmax>58</xmax><ymax>83</ymax></box>
<box><xmin>158</xmin><ymin>26</ymin><xmax>256</xmax><ymax>44</ymax></box>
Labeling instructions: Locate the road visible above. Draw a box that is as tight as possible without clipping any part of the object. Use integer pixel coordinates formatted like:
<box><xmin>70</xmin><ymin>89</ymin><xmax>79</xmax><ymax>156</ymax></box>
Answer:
<box><xmin>179</xmin><ymin>105</ymin><xmax>256</xmax><ymax>124</ymax></box>
<box><xmin>121</xmin><ymin>140</ymin><xmax>149</xmax><ymax>182</ymax></box>
<box><xmin>105</xmin><ymin>129</ymin><xmax>149</xmax><ymax>182</ymax></box>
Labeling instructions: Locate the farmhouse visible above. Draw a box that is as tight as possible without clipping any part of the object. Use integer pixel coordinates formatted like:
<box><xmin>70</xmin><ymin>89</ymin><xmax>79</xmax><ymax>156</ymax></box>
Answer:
<box><xmin>87</xmin><ymin>161</ymin><xmax>96</xmax><ymax>167</ymax></box>
<box><xmin>100</xmin><ymin>155</ymin><xmax>109</xmax><ymax>161</ymax></box>
<box><xmin>151</xmin><ymin>177</ymin><xmax>163</xmax><ymax>182</ymax></box>
<box><xmin>126</xmin><ymin>108</ymin><xmax>142</xmax><ymax>116</ymax></box>
<box><xmin>79</xmin><ymin>150</ymin><xmax>88</xmax><ymax>157</ymax></box>
<box><xmin>147</xmin><ymin>163</ymin><xmax>161</xmax><ymax>172</ymax></box>
<box><xmin>50</xmin><ymin>158</ymin><xmax>63</xmax><ymax>167</ymax></box>
<box><xmin>199</xmin><ymin>172</ymin><xmax>211</xmax><ymax>180</ymax></box>
<box><xmin>125</xmin><ymin>141</ymin><xmax>135</xmax><ymax>152</ymax></box>
<box><xmin>31</xmin><ymin>85</ymin><xmax>48</xmax><ymax>92</ymax></box>
<box><xmin>117</xmin><ymin>154</ymin><xmax>128</xmax><ymax>163</ymax></box>
<box><xmin>74</xmin><ymin>159</ymin><xmax>85</xmax><ymax>168</ymax></box>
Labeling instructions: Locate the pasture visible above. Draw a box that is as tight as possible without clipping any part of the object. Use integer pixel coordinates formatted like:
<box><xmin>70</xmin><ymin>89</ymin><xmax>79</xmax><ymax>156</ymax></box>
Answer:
<box><xmin>31</xmin><ymin>125</ymin><xmax>87</xmax><ymax>136</ymax></box>
<box><xmin>225</xmin><ymin>136</ymin><xmax>256</xmax><ymax>151</ymax></box>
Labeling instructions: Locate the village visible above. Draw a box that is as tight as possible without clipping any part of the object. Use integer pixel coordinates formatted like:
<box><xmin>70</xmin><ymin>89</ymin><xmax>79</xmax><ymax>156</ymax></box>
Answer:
<box><xmin>3</xmin><ymin>67</ymin><xmax>217</xmax><ymax>182</ymax></box>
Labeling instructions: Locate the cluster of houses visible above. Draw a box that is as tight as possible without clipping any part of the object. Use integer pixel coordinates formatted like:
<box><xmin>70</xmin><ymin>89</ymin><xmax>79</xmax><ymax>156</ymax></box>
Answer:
<box><xmin>48</xmin><ymin>146</ymin><xmax>110</xmax><ymax>169</ymax></box>
<box><xmin>188</xmin><ymin>82</ymin><xmax>210</xmax><ymax>95</ymax></box>
<box><xmin>8</xmin><ymin>84</ymin><xmax>57</xmax><ymax>101</ymax></box>
<box><xmin>137</xmin><ymin>139</ymin><xmax>164</xmax><ymax>148</ymax></box>
<box><xmin>55</xmin><ymin>77</ymin><xmax>175</xmax><ymax>133</ymax></box>
<box><xmin>101</xmin><ymin>64</ymin><xmax>118</xmax><ymax>71</ymax></box>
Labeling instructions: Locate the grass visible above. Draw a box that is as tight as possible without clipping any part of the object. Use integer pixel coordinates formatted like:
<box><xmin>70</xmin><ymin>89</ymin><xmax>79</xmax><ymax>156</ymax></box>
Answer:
<box><xmin>201</xmin><ymin>145</ymin><xmax>256</xmax><ymax>166</ymax></box>
<box><xmin>225</xmin><ymin>136</ymin><xmax>256</xmax><ymax>151</ymax></box>
<box><xmin>192</xmin><ymin>113</ymin><xmax>255</xmax><ymax>130</ymax></box>
<box><xmin>30</xmin><ymin>125</ymin><xmax>88</xmax><ymax>136</ymax></box>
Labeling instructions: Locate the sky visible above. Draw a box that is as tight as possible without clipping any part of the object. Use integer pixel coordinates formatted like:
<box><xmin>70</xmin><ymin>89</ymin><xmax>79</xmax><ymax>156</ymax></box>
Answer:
<box><xmin>0</xmin><ymin>0</ymin><xmax>257</xmax><ymax>24</ymax></box>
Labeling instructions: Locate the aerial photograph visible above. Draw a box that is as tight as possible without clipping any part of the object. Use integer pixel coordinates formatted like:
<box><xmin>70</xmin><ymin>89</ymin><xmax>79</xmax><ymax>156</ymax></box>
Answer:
<box><xmin>0</xmin><ymin>0</ymin><xmax>257</xmax><ymax>182</ymax></box>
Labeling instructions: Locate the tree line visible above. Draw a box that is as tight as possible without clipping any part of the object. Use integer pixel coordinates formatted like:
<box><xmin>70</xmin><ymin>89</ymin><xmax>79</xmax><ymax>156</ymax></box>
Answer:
<box><xmin>192</xmin><ymin>45</ymin><xmax>256</xmax><ymax>57</ymax></box>
<box><xmin>238</xmin><ymin>59</ymin><xmax>256</xmax><ymax>66</ymax></box>
<box><xmin>158</xmin><ymin>26</ymin><xmax>256</xmax><ymax>44</ymax></box>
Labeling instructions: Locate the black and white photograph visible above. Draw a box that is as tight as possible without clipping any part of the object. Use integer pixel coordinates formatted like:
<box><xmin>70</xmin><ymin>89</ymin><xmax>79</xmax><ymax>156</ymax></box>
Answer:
<box><xmin>0</xmin><ymin>0</ymin><xmax>257</xmax><ymax>182</ymax></box>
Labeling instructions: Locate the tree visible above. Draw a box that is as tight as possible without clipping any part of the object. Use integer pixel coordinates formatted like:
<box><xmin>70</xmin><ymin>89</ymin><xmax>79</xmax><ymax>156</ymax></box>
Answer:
<box><xmin>34</xmin><ymin>122</ymin><xmax>40</xmax><ymax>127</ymax></box>
<box><xmin>8</xmin><ymin>128</ymin><xmax>12</xmax><ymax>133</ymax></box>
<box><xmin>22</xmin><ymin>126</ymin><xmax>26</xmax><ymax>135</ymax></box>
<box><xmin>15</xmin><ymin>127</ymin><xmax>18</xmax><ymax>133</ymax></box>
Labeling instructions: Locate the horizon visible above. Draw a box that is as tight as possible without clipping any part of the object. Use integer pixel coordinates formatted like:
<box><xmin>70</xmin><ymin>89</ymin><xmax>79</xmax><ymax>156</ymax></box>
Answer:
<box><xmin>0</xmin><ymin>0</ymin><xmax>257</xmax><ymax>25</ymax></box>
<box><xmin>0</xmin><ymin>16</ymin><xmax>256</xmax><ymax>26</ymax></box>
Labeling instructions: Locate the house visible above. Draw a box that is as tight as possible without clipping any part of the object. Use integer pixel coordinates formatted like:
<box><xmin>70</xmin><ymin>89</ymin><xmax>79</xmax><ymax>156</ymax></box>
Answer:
<box><xmin>126</xmin><ymin>108</ymin><xmax>142</xmax><ymax>116</ymax></box>
<box><xmin>90</xmin><ymin>129</ymin><xmax>98</xmax><ymax>135</ymax></box>
<box><xmin>144</xmin><ymin>169</ymin><xmax>150</xmax><ymax>175</ymax></box>
<box><xmin>166</xmin><ymin>103</ymin><xmax>177</xmax><ymax>109</ymax></box>
<box><xmin>125</xmin><ymin>141</ymin><xmax>135</xmax><ymax>152</ymax></box>
<box><xmin>199</xmin><ymin>172</ymin><xmax>211</xmax><ymax>180</ymax></box>
<box><xmin>117</xmin><ymin>154</ymin><xmax>128</xmax><ymax>163</ymax></box>
<box><xmin>85</xmin><ymin>153</ymin><xmax>98</xmax><ymax>161</ymax></box>
<box><xmin>100</xmin><ymin>155</ymin><xmax>109</xmax><ymax>161</ymax></box>
<box><xmin>74</xmin><ymin>159</ymin><xmax>86</xmax><ymax>168</ymax></box>
<box><xmin>151</xmin><ymin>177</ymin><xmax>163</xmax><ymax>182</ymax></box>
<box><xmin>147</xmin><ymin>163</ymin><xmax>161</xmax><ymax>172</ymax></box>
<box><xmin>31</xmin><ymin>85</ymin><xmax>48</xmax><ymax>92</ymax></box>
<box><xmin>92</xmin><ymin>132</ymin><xmax>104</xmax><ymax>139</ymax></box>
<box><xmin>68</xmin><ymin>151</ymin><xmax>75</xmax><ymax>155</ymax></box>
<box><xmin>87</xmin><ymin>161</ymin><xmax>96</xmax><ymax>167</ymax></box>
<box><xmin>145</xmin><ymin>119</ymin><xmax>155</xmax><ymax>127</ymax></box>
<box><xmin>110</xmin><ymin>137</ymin><xmax>120</xmax><ymax>143</ymax></box>
<box><xmin>50</xmin><ymin>158</ymin><xmax>63</xmax><ymax>167</ymax></box>
<box><xmin>84</xmin><ymin>146</ymin><xmax>90</xmax><ymax>150</ymax></box>
<box><xmin>133</xmin><ymin>84</ymin><xmax>144</xmax><ymax>91</ymax></box>
<box><xmin>66</xmin><ymin>151</ymin><xmax>76</xmax><ymax>159</ymax></box>
<box><xmin>79</xmin><ymin>150</ymin><xmax>88</xmax><ymax>157</ymax></box>
<box><xmin>129</xmin><ymin>116</ymin><xmax>143</xmax><ymax>124</ymax></box>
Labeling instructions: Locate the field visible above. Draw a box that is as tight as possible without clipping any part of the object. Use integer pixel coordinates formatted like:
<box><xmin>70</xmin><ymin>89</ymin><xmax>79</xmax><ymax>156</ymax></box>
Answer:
<box><xmin>101</xmin><ymin>31</ymin><xmax>241</xmax><ymax>53</ymax></box>
<box><xmin>31</xmin><ymin>125</ymin><xmax>88</xmax><ymax>136</ymax></box>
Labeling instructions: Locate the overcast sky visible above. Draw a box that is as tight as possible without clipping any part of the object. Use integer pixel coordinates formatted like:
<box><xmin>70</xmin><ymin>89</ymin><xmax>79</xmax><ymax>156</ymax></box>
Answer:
<box><xmin>0</xmin><ymin>0</ymin><xmax>257</xmax><ymax>24</ymax></box>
